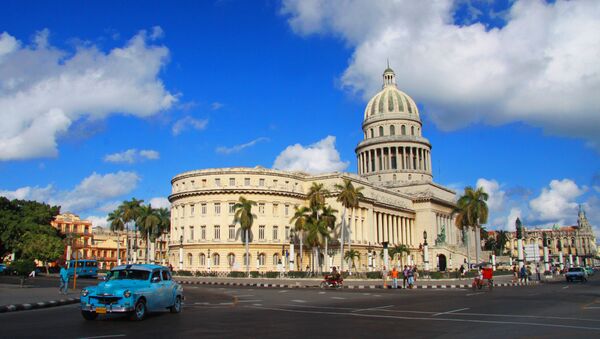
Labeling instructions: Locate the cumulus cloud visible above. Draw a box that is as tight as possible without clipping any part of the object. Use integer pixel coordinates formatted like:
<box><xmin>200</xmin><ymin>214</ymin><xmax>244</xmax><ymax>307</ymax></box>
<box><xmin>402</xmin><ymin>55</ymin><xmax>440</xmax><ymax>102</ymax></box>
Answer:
<box><xmin>0</xmin><ymin>171</ymin><xmax>140</xmax><ymax>213</ymax></box>
<box><xmin>529</xmin><ymin>179</ymin><xmax>586</xmax><ymax>223</ymax></box>
<box><xmin>104</xmin><ymin>149</ymin><xmax>160</xmax><ymax>164</ymax></box>
<box><xmin>476</xmin><ymin>178</ymin><xmax>505</xmax><ymax>212</ymax></box>
<box><xmin>505</xmin><ymin>208</ymin><xmax>522</xmax><ymax>231</ymax></box>
<box><xmin>0</xmin><ymin>28</ymin><xmax>176</xmax><ymax>161</ymax></box>
<box><xmin>273</xmin><ymin>135</ymin><xmax>348</xmax><ymax>174</ymax></box>
<box><xmin>149</xmin><ymin>197</ymin><xmax>170</xmax><ymax>210</ymax></box>
<box><xmin>281</xmin><ymin>0</ymin><xmax>600</xmax><ymax>150</ymax></box>
<box><xmin>171</xmin><ymin>116</ymin><xmax>208</xmax><ymax>135</ymax></box>
<box><xmin>86</xmin><ymin>215</ymin><xmax>109</xmax><ymax>229</ymax></box>
<box><xmin>216</xmin><ymin>137</ymin><xmax>269</xmax><ymax>155</ymax></box>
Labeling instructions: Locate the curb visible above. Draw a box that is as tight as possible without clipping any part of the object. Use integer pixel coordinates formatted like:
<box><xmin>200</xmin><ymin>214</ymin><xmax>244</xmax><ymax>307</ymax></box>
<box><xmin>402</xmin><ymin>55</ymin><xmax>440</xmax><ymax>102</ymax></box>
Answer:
<box><xmin>176</xmin><ymin>280</ymin><xmax>539</xmax><ymax>290</ymax></box>
<box><xmin>0</xmin><ymin>298</ymin><xmax>80</xmax><ymax>313</ymax></box>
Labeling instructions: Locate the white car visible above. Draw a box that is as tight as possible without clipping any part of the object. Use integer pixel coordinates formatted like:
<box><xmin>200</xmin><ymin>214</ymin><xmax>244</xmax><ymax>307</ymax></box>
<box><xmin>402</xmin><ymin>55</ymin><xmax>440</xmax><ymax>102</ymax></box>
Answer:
<box><xmin>565</xmin><ymin>267</ymin><xmax>588</xmax><ymax>282</ymax></box>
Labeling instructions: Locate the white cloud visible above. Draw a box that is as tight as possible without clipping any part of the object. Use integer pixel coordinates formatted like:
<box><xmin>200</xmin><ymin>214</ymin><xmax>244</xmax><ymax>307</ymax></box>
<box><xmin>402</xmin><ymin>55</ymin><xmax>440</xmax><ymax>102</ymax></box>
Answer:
<box><xmin>529</xmin><ymin>179</ymin><xmax>585</xmax><ymax>223</ymax></box>
<box><xmin>281</xmin><ymin>0</ymin><xmax>600</xmax><ymax>150</ymax></box>
<box><xmin>104</xmin><ymin>149</ymin><xmax>160</xmax><ymax>164</ymax></box>
<box><xmin>273</xmin><ymin>135</ymin><xmax>348</xmax><ymax>174</ymax></box>
<box><xmin>0</xmin><ymin>171</ymin><xmax>140</xmax><ymax>213</ymax></box>
<box><xmin>505</xmin><ymin>208</ymin><xmax>522</xmax><ymax>232</ymax></box>
<box><xmin>86</xmin><ymin>215</ymin><xmax>109</xmax><ymax>229</ymax></box>
<box><xmin>0</xmin><ymin>28</ymin><xmax>176</xmax><ymax>161</ymax></box>
<box><xmin>149</xmin><ymin>197</ymin><xmax>170</xmax><ymax>210</ymax></box>
<box><xmin>211</xmin><ymin>102</ymin><xmax>224</xmax><ymax>110</ymax></box>
<box><xmin>476</xmin><ymin>178</ymin><xmax>505</xmax><ymax>212</ymax></box>
<box><xmin>150</xmin><ymin>26</ymin><xmax>164</xmax><ymax>40</ymax></box>
<box><xmin>171</xmin><ymin>116</ymin><xmax>208</xmax><ymax>135</ymax></box>
<box><xmin>216</xmin><ymin>137</ymin><xmax>269</xmax><ymax>155</ymax></box>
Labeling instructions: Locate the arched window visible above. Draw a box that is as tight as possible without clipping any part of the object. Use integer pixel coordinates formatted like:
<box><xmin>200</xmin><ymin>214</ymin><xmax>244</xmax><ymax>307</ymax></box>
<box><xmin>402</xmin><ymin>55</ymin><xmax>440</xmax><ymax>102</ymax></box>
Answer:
<box><xmin>273</xmin><ymin>253</ymin><xmax>280</xmax><ymax>265</ymax></box>
<box><xmin>370</xmin><ymin>129</ymin><xmax>374</xmax><ymax>138</ymax></box>
<box><xmin>187</xmin><ymin>253</ymin><xmax>193</xmax><ymax>266</ymax></box>
<box><xmin>390</xmin><ymin>125</ymin><xmax>395</xmax><ymax>135</ymax></box>
<box><xmin>411</xmin><ymin>126</ymin><xmax>415</xmax><ymax>135</ymax></box>
<box><xmin>401</xmin><ymin>125</ymin><xmax>406</xmax><ymax>135</ymax></box>
<box><xmin>213</xmin><ymin>253</ymin><xmax>220</xmax><ymax>266</ymax></box>
<box><xmin>227</xmin><ymin>253</ymin><xmax>235</xmax><ymax>267</ymax></box>
<box><xmin>379</xmin><ymin>126</ymin><xmax>384</xmax><ymax>136</ymax></box>
<box><xmin>244</xmin><ymin>253</ymin><xmax>251</xmax><ymax>266</ymax></box>
<box><xmin>258</xmin><ymin>253</ymin><xmax>266</xmax><ymax>266</ymax></box>
<box><xmin>199</xmin><ymin>253</ymin><xmax>206</xmax><ymax>266</ymax></box>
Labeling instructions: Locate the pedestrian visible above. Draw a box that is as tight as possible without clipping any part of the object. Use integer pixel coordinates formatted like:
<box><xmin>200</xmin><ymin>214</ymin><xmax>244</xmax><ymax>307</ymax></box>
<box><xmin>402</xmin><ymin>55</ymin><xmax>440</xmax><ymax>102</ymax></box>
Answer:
<box><xmin>535</xmin><ymin>264</ymin><xmax>541</xmax><ymax>281</ymax></box>
<box><xmin>519</xmin><ymin>265</ymin><xmax>526</xmax><ymax>284</ymax></box>
<box><xmin>390</xmin><ymin>267</ymin><xmax>399</xmax><ymax>289</ymax></box>
<box><xmin>412</xmin><ymin>265</ymin><xmax>418</xmax><ymax>282</ymax></box>
<box><xmin>168</xmin><ymin>263</ymin><xmax>173</xmax><ymax>272</ymax></box>
<box><xmin>402</xmin><ymin>265</ymin><xmax>409</xmax><ymax>288</ymax></box>
<box><xmin>526</xmin><ymin>266</ymin><xmax>532</xmax><ymax>284</ymax></box>
<box><xmin>59</xmin><ymin>265</ymin><xmax>69</xmax><ymax>295</ymax></box>
<box><xmin>459</xmin><ymin>264</ymin><xmax>465</xmax><ymax>278</ymax></box>
<box><xmin>407</xmin><ymin>265</ymin><xmax>415</xmax><ymax>288</ymax></box>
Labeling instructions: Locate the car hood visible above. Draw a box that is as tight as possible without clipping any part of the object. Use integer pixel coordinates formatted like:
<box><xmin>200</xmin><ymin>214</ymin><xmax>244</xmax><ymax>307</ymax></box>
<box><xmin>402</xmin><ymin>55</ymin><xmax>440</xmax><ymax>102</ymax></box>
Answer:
<box><xmin>93</xmin><ymin>280</ymin><xmax>149</xmax><ymax>294</ymax></box>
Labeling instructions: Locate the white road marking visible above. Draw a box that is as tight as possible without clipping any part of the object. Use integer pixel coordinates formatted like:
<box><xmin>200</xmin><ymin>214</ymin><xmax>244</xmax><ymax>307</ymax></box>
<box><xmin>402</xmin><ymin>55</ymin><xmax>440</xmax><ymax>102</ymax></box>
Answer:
<box><xmin>236</xmin><ymin>299</ymin><xmax>263</xmax><ymax>303</ymax></box>
<box><xmin>234</xmin><ymin>295</ymin><xmax>255</xmax><ymax>298</ymax></box>
<box><xmin>318</xmin><ymin>292</ymin><xmax>326</xmax><ymax>295</ymax></box>
<box><xmin>433</xmin><ymin>308</ymin><xmax>469</xmax><ymax>317</ymax></box>
<box><xmin>352</xmin><ymin>305</ymin><xmax>394</xmax><ymax>313</ymax></box>
<box><xmin>78</xmin><ymin>335</ymin><xmax>126</xmax><ymax>339</ymax></box>
<box><xmin>584</xmin><ymin>307</ymin><xmax>600</xmax><ymax>310</ymax></box>
<box><xmin>562</xmin><ymin>286</ymin><xmax>570</xmax><ymax>289</ymax></box>
<box><xmin>466</xmin><ymin>292</ymin><xmax>484</xmax><ymax>296</ymax></box>
<box><xmin>219</xmin><ymin>302</ymin><xmax>234</xmax><ymax>305</ymax></box>
<box><xmin>279</xmin><ymin>290</ymin><xmax>289</xmax><ymax>293</ymax></box>
<box><xmin>373</xmin><ymin>295</ymin><xmax>381</xmax><ymax>297</ymax></box>
<box><xmin>253</xmin><ymin>303</ymin><xmax>263</xmax><ymax>306</ymax></box>
<box><xmin>194</xmin><ymin>302</ymin><xmax>210</xmax><ymax>305</ymax></box>
<box><xmin>331</xmin><ymin>297</ymin><xmax>346</xmax><ymax>300</ymax></box>
<box><xmin>247</xmin><ymin>306</ymin><xmax>600</xmax><ymax>331</ymax></box>
<box><xmin>291</xmin><ymin>299</ymin><xmax>307</xmax><ymax>303</ymax></box>
<box><xmin>362</xmin><ymin>293</ymin><xmax>371</xmax><ymax>296</ymax></box>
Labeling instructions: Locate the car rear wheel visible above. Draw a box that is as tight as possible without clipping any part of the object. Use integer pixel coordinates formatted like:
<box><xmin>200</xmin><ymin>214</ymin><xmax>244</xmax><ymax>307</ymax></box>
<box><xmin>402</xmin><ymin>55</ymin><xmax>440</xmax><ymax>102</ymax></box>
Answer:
<box><xmin>170</xmin><ymin>296</ymin><xmax>182</xmax><ymax>313</ymax></box>
<box><xmin>130</xmin><ymin>299</ymin><xmax>147</xmax><ymax>321</ymax></box>
<box><xmin>81</xmin><ymin>311</ymin><xmax>97</xmax><ymax>321</ymax></box>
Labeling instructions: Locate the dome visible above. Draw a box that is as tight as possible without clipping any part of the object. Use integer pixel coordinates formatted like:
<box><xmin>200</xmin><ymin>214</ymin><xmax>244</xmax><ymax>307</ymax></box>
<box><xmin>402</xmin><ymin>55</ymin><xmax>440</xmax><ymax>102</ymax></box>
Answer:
<box><xmin>363</xmin><ymin>68</ymin><xmax>420</xmax><ymax>120</ymax></box>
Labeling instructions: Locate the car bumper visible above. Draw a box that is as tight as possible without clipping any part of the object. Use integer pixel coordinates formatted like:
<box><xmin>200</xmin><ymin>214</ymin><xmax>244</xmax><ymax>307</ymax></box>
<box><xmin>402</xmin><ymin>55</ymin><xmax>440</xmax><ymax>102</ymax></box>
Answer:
<box><xmin>81</xmin><ymin>304</ymin><xmax>134</xmax><ymax>313</ymax></box>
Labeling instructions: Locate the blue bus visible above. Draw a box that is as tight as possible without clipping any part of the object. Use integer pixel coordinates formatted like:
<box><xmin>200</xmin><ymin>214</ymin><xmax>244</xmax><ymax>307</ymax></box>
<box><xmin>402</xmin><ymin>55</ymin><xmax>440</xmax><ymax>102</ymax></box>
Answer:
<box><xmin>67</xmin><ymin>259</ymin><xmax>98</xmax><ymax>278</ymax></box>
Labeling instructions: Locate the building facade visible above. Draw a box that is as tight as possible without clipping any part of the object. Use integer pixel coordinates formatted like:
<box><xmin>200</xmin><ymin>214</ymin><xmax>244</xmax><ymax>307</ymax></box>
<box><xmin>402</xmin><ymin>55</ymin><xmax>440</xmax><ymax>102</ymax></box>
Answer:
<box><xmin>51</xmin><ymin>212</ymin><xmax>93</xmax><ymax>263</ymax></box>
<box><xmin>504</xmin><ymin>207</ymin><xmax>597</xmax><ymax>267</ymax></box>
<box><xmin>168</xmin><ymin>67</ymin><xmax>477</xmax><ymax>273</ymax></box>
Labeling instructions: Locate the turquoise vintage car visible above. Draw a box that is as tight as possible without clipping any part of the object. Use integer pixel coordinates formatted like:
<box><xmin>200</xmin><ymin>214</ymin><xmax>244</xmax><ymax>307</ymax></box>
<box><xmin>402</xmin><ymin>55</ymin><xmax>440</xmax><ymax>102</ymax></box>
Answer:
<box><xmin>80</xmin><ymin>264</ymin><xmax>183</xmax><ymax>321</ymax></box>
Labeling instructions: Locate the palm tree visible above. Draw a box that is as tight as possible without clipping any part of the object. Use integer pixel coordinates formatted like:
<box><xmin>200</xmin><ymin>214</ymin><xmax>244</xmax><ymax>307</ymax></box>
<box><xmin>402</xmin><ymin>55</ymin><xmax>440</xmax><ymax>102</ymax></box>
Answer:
<box><xmin>233</xmin><ymin>196</ymin><xmax>256</xmax><ymax>277</ymax></box>
<box><xmin>344</xmin><ymin>249</ymin><xmax>361</xmax><ymax>273</ymax></box>
<box><xmin>120</xmin><ymin>198</ymin><xmax>144</xmax><ymax>263</ymax></box>
<box><xmin>320</xmin><ymin>205</ymin><xmax>337</xmax><ymax>271</ymax></box>
<box><xmin>307</xmin><ymin>182</ymin><xmax>329</xmax><ymax>209</ymax></box>
<box><xmin>304</xmin><ymin>211</ymin><xmax>329</xmax><ymax>274</ymax></box>
<box><xmin>334</xmin><ymin>179</ymin><xmax>364</xmax><ymax>273</ymax></box>
<box><xmin>137</xmin><ymin>204</ymin><xmax>160</xmax><ymax>264</ymax></box>
<box><xmin>290</xmin><ymin>205</ymin><xmax>310</xmax><ymax>271</ymax></box>
<box><xmin>153</xmin><ymin>207</ymin><xmax>171</xmax><ymax>264</ymax></box>
<box><xmin>107</xmin><ymin>209</ymin><xmax>125</xmax><ymax>265</ymax></box>
<box><xmin>455</xmin><ymin>187</ymin><xmax>489</xmax><ymax>265</ymax></box>
<box><xmin>389</xmin><ymin>244</ymin><xmax>410</xmax><ymax>268</ymax></box>
<box><xmin>496</xmin><ymin>230</ymin><xmax>509</xmax><ymax>255</ymax></box>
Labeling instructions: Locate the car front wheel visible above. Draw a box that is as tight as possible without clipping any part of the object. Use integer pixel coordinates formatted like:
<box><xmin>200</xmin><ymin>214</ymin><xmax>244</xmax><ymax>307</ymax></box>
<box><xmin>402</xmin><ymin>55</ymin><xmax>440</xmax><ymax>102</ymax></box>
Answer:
<box><xmin>130</xmin><ymin>299</ymin><xmax>147</xmax><ymax>321</ymax></box>
<box><xmin>170</xmin><ymin>296</ymin><xmax>182</xmax><ymax>314</ymax></box>
<box><xmin>81</xmin><ymin>311</ymin><xmax>97</xmax><ymax>321</ymax></box>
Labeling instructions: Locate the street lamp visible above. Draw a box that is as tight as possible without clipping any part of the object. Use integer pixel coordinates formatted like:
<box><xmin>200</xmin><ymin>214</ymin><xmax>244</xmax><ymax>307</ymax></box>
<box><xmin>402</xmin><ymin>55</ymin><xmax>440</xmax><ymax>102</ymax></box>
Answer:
<box><xmin>178</xmin><ymin>235</ymin><xmax>183</xmax><ymax>270</ymax></box>
<box><xmin>423</xmin><ymin>231</ymin><xmax>430</xmax><ymax>276</ymax></box>
<box><xmin>367</xmin><ymin>242</ymin><xmax>373</xmax><ymax>272</ymax></box>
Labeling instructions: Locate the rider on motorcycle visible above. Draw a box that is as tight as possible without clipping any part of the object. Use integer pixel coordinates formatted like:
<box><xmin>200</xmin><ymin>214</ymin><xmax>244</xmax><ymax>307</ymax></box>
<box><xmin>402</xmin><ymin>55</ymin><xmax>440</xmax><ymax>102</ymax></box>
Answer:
<box><xmin>329</xmin><ymin>266</ymin><xmax>341</xmax><ymax>283</ymax></box>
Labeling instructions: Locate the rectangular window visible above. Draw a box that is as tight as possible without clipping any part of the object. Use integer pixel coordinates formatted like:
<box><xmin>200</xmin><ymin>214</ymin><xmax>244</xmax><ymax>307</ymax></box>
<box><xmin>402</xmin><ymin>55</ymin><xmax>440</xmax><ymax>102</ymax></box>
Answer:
<box><xmin>201</xmin><ymin>226</ymin><xmax>206</xmax><ymax>240</ymax></box>
<box><xmin>201</xmin><ymin>179</ymin><xmax>207</xmax><ymax>187</ymax></box>
<box><xmin>273</xmin><ymin>226</ymin><xmax>278</xmax><ymax>241</ymax></box>
<box><xmin>259</xmin><ymin>225</ymin><xmax>265</xmax><ymax>240</ymax></box>
<box><xmin>190</xmin><ymin>204</ymin><xmax>195</xmax><ymax>216</ymax></box>
<box><xmin>214</xmin><ymin>225</ymin><xmax>220</xmax><ymax>240</ymax></box>
<box><xmin>229</xmin><ymin>225</ymin><xmax>235</xmax><ymax>240</ymax></box>
<box><xmin>273</xmin><ymin>179</ymin><xmax>278</xmax><ymax>186</ymax></box>
<box><xmin>181</xmin><ymin>205</ymin><xmax>185</xmax><ymax>218</ymax></box>
<box><xmin>215</xmin><ymin>178</ymin><xmax>221</xmax><ymax>187</ymax></box>
<box><xmin>258</xmin><ymin>203</ymin><xmax>265</xmax><ymax>214</ymax></box>
<box><xmin>285</xmin><ymin>226</ymin><xmax>290</xmax><ymax>240</ymax></box>
<box><xmin>229</xmin><ymin>178</ymin><xmax>235</xmax><ymax>186</ymax></box>
<box><xmin>285</xmin><ymin>204</ymin><xmax>289</xmax><ymax>216</ymax></box>
<box><xmin>229</xmin><ymin>202</ymin><xmax>235</xmax><ymax>214</ymax></box>
<box><xmin>201</xmin><ymin>203</ymin><xmax>207</xmax><ymax>215</ymax></box>
<box><xmin>214</xmin><ymin>203</ymin><xmax>221</xmax><ymax>215</ymax></box>
<box><xmin>259</xmin><ymin>178</ymin><xmax>265</xmax><ymax>187</ymax></box>
<box><xmin>190</xmin><ymin>226</ymin><xmax>194</xmax><ymax>240</ymax></box>
<box><xmin>244</xmin><ymin>178</ymin><xmax>250</xmax><ymax>186</ymax></box>
<box><xmin>273</xmin><ymin>204</ymin><xmax>278</xmax><ymax>216</ymax></box>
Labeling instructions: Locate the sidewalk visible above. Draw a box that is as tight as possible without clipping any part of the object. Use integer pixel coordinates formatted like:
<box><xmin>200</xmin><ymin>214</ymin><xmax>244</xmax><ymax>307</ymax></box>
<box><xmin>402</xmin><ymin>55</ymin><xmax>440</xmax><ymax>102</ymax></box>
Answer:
<box><xmin>0</xmin><ymin>276</ymin><xmax>81</xmax><ymax>313</ymax></box>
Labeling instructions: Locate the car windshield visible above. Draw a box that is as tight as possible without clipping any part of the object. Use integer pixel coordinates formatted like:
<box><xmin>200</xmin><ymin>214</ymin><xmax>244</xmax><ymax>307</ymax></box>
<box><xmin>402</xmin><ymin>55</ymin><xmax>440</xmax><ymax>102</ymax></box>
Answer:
<box><xmin>568</xmin><ymin>268</ymin><xmax>583</xmax><ymax>272</ymax></box>
<box><xmin>106</xmin><ymin>269</ymin><xmax>150</xmax><ymax>281</ymax></box>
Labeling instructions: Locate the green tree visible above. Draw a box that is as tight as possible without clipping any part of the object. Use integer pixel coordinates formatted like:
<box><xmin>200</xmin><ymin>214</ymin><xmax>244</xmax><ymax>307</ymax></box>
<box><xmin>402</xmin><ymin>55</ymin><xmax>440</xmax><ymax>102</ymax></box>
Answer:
<box><xmin>344</xmin><ymin>249</ymin><xmax>361</xmax><ymax>272</ymax></box>
<box><xmin>233</xmin><ymin>196</ymin><xmax>256</xmax><ymax>277</ymax></box>
<box><xmin>107</xmin><ymin>208</ymin><xmax>125</xmax><ymax>264</ymax></box>
<box><xmin>9</xmin><ymin>259</ymin><xmax>36</xmax><ymax>287</ymax></box>
<box><xmin>496</xmin><ymin>230</ymin><xmax>509</xmax><ymax>255</ymax></box>
<box><xmin>304</xmin><ymin>210</ymin><xmax>329</xmax><ymax>273</ymax></box>
<box><xmin>152</xmin><ymin>207</ymin><xmax>171</xmax><ymax>264</ymax></box>
<box><xmin>389</xmin><ymin>244</ymin><xmax>410</xmax><ymax>268</ymax></box>
<box><xmin>334</xmin><ymin>179</ymin><xmax>364</xmax><ymax>272</ymax></box>
<box><xmin>290</xmin><ymin>205</ymin><xmax>310</xmax><ymax>271</ymax></box>
<box><xmin>21</xmin><ymin>233</ymin><xmax>64</xmax><ymax>273</ymax></box>
<box><xmin>119</xmin><ymin>198</ymin><xmax>144</xmax><ymax>263</ymax></box>
<box><xmin>455</xmin><ymin>187</ymin><xmax>489</xmax><ymax>265</ymax></box>
<box><xmin>137</xmin><ymin>204</ymin><xmax>160</xmax><ymax>263</ymax></box>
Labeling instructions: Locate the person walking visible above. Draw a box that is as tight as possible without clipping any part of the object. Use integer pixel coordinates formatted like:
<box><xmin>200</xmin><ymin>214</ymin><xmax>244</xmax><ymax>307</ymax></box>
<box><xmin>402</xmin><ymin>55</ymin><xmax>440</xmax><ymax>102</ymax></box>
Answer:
<box><xmin>402</xmin><ymin>265</ymin><xmax>409</xmax><ymax>288</ymax></box>
<box><xmin>407</xmin><ymin>265</ymin><xmax>415</xmax><ymax>289</ymax></box>
<box><xmin>512</xmin><ymin>265</ymin><xmax>518</xmax><ymax>283</ymax></box>
<box><xmin>59</xmin><ymin>265</ymin><xmax>69</xmax><ymax>295</ymax></box>
<box><xmin>519</xmin><ymin>265</ymin><xmax>526</xmax><ymax>284</ymax></box>
<box><xmin>459</xmin><ymin>264</ymin><xmax>465</xmax><ymax>278</ymax></box>
<box><xmin>390</xmin><ymin>267</ymin><xmax>399</xmax><ymax>289</ymax></box>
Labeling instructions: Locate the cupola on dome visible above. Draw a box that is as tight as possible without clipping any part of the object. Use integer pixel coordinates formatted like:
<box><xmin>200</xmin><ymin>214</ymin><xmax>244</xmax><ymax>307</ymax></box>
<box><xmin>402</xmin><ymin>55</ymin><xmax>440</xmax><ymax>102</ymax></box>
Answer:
<box><xmin>363</xmin><ymin>67</ymin><xmax>419</xmax><ymax>121</ymax></box>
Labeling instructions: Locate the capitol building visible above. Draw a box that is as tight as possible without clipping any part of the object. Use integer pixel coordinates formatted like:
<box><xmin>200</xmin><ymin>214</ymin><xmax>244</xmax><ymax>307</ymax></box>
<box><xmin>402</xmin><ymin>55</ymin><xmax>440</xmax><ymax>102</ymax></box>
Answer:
<box><xmin>167</xmin><ymin>67</ymin><xmax>475</xmax><ymax>273</ymax></box>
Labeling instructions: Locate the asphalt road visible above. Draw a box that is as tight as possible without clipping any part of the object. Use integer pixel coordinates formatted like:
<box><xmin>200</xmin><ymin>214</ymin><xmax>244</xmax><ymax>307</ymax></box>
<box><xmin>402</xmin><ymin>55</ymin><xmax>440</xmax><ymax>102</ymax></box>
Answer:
<box><xmin>1</xmin><ymin>275</ymin><xmax>599</xmax><ymax>339</ymax></box>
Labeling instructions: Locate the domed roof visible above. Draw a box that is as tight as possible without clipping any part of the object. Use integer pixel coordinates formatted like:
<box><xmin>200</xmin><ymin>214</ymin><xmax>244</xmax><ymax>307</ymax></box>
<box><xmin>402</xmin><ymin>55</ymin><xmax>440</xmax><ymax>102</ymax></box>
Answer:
<box><xmin>363</xmin><ymin>67</ymin><xmax>420</xmax><ymax>120</ymax></box>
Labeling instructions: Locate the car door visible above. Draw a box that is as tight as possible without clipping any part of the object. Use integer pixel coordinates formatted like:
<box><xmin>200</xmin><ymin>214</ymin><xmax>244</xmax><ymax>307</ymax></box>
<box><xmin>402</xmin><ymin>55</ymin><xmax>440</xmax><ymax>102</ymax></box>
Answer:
<box><xmin>161</xmin><ymin>269</ymin><xmax>174</xmax><ymax>307</ymax></box>
<box><xmin>148</xmin><ymin>270</ymin><xmax>163</xmax><ymax>310</ymax></box>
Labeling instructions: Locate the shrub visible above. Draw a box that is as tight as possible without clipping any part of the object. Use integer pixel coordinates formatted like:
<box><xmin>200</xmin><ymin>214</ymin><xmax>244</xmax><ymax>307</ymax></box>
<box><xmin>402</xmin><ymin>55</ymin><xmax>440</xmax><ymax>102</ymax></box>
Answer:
<box><xmin>9</xmin><ymin>259</ymin><xmax>36</xmax><ymax>286</ymax></box>
<box><xmin>194</xmin><ymin>271</ymin><xmax>217</xmax><ymax>277</ymax></box>
<box><xmin>249</xmin><ymin>271</ymin><xmax>260</xmax><ymax>278</ymax></box>
<box><xmin>264</xmin><ymin>271</ymin><xmax>280</xmax><ymax>278</ymax></box>
<box><xmin>228</xmin><ymin>271</ymin><xmax>247</xmax><ymax>278</ymax></box>
<box><xmin>287</xmin><ymin>271</ymin><xmax>308</xmax><ymax>278</ymax></box>
<box><xmin>175</xmin><ymin>270</ymin><xmax>193</xmax><ymax>276</ymax></box>
<box><xmin>366</xmin><ymin>271</ymin><xmax>382</xmax><ymax>279</ymax></box>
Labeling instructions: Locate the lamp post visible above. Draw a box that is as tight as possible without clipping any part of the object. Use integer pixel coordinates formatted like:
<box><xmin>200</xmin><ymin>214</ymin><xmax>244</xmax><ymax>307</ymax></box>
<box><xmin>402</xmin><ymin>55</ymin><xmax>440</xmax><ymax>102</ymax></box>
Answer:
<box><xmin>367</xmin><ymin>243</ymin><xmax>373</xmax><ymax>272</ymax></box>
<box><xmin>543</xmin><ymin>233</ymin><xmax>550</xmax><ymax>273</ymax></box>
<box><xmin>256</xmin><ymin>251</ymin><xmax>260</xmax><ymax>271</ymax></box>
<box><xmin>178</xmin><ymin>235</ymin><xmax>183</xmax><ymax>270</ymax></box>
<box><xmin>289</xmin><ymin>230</ymin><xmax>295</xmax><ymax>271</ymax></box>
<box><xmin>516</xmin><ymin>218</ymin><xmax>525</xmax><ymax>269</ymax></box>
<box><xmin>327</xmin><ymin>247</ymin><xmax>336</xmax><ymax>272</ymax></box>
<box><xmin>207</xmin><ymin>249</ymin><xmax>211</xmax><ymax>272</ymax></box>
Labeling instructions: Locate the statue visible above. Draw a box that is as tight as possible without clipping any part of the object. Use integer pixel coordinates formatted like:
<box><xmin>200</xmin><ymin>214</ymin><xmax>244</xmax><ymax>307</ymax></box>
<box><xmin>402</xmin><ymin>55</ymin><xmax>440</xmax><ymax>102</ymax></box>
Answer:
<box><xmin>516</xmin><ymin>218</ymin><xmax>523</xmax><ymax>239</ymax></box>
<box><xmin>435</xmin><ymin>225</ymin><xmax>446</xmax><ymax>245</ymax></box>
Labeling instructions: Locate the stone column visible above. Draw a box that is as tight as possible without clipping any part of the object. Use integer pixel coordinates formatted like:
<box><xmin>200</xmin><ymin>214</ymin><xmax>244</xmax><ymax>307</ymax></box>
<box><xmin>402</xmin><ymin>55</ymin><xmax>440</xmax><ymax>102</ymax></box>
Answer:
<box><xmin>179</xmin><ymin>246</ymin><xmax>183</xmax><ymax>270</ymax></box>
<box><xmin>558</xmin><ymin>251</ymin><xmax>564</xmax><ymax>271</ymax></box>
<box><xmin>543</xmin><ymin>243</ymin><xmax>550</xmax><ymax>272</ymax></box>
<box><xmin>492</xmin><ymin>254</ymin><xmax>496</xmax><ymax>271</ymax></box>
<box><xmin>568</xmin><ymin>253</ymin><xmax>573</xmax><ymax>267</ymax></box>
<box><xmin>475</xmin><ymin>227</ymin><xmax>481</xmax><ymax>265</ymax></box>
<box><xmin>289</xmin><ymin>243</ymin><xmax>295</xmax><ymax>271</ymax></box>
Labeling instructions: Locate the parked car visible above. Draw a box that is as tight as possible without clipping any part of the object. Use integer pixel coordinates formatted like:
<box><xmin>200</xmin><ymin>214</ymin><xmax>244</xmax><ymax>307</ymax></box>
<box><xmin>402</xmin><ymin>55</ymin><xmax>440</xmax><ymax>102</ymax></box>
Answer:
<box><xmin>0</xmin><ymin>263</ymin><xmax>6</xmax><ymax>273</ymax></box>
<box><xmin>565</xmin><ymin>267</ymin><xmax>588</xmax><ymax>282</ymax></box>
<box><xmin>80</xmin><ymin>264</ymin><xmax>183</xmax><ymax>321</ymax></box>
<box><xmin>584</xmin><ymin>267</ymin><xmax>594</xmax><ymax>276</ymax></box>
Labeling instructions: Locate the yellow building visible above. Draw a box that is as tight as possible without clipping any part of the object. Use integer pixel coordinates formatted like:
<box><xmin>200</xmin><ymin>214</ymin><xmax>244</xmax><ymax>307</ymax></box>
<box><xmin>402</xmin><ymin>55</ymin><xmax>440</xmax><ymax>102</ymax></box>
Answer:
<box><xmin>168</xmin><ymin>67</ymin><xmax>476</xmax><ymax>273</ymax></box>
<box><xmin>51</xmin><ymin>212</ymin><xmax>93</xmax><ymax>263</ymax></box>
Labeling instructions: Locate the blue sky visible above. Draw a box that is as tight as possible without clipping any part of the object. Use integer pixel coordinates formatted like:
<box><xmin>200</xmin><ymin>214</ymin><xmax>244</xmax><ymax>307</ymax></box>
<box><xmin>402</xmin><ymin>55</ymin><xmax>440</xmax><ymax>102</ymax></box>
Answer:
<box><xmin>0</xmin><ymin>0</ymin><xmax>599</xmax><ymax>239</ymax></box>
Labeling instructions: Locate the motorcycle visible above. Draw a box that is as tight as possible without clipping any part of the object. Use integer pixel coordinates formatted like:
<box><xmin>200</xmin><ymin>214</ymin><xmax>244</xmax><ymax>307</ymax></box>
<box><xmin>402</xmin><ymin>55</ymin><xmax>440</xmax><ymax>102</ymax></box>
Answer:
<box><xmin>320</xmin><ymin>275</ymin><xmax>343</xmax><ymax>289</ymax></box>
<box><xmin>471</xmin><ymin>277</ymin><xmax>493</xmax><ymax>291</ymax></box>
